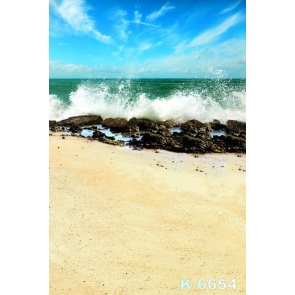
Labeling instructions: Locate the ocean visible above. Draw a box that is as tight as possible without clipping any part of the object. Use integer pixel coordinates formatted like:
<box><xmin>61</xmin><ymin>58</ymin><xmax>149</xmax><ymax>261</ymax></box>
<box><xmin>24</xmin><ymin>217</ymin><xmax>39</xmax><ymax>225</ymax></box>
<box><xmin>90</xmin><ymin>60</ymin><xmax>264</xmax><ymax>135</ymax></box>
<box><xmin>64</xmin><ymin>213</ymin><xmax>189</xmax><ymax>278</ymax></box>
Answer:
<box><xmin>49</xmin><ymin>78</ymin><xmax>246</xmax><ymax>123</ymax></box>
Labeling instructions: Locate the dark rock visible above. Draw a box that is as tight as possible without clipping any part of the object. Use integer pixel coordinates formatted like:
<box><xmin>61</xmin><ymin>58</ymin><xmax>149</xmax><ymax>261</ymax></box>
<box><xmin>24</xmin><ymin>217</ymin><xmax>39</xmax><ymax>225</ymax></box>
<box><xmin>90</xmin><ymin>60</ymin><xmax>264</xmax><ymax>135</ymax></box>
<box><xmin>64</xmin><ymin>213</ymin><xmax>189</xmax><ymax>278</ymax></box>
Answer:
<box><xmin>225</xmin><ymin>135</ymin><xmax>246</xmax><ymax>153</ymax></box>
<box><xmin>69</xmin><ymin>124</ymin><xmax>82</xmax><ymax>133</ymax></box>
<box><xmin>211</xmin><ymin>122</ymin><xmax>228</xmax><ymax>131</ymax></box>
<box><xmin>49</xmin><ymin>120</ymin><xmax>56</xmax><ymax>127</ymax></box>
<box><xmin>140</xmin><ymin>132</ymin><xmax>170</xmax><ymax>148</ymax></box>
<box><xmin>181</xmin><ymin>120</ymin><xmax>204</xmax><ymax>133</ymax></box>
<box><xmin>128</xmin><ymin>118</ymin><xmax>158</xmax><ymax>131</ymax></box>
<box><xmin>99</xmin><ymin>137</ymin><xmax>125</xmax><ymax>147</ymax></box>
<box><xmin>239</xmin><ymin>131</ymin><xmax>246</xmax><ymax>139</ymax></box>
<box><xmin>227</xmin><ymin>120</ymin><xmax>246</xmax><ymax>132</ymax></box>
<box><xmin>56</xmin><ymin>115</ymin><xmax>103</xmax><ymax>126</ymax></box>
<box><xmin>50</xmin><ymin>126</ymin><xmax>59</xmax><ymax>132</ymax></box>
<box><xmin>102</xmin><ymin>117</ymin><xmax>139</xmax><ymax>133</ymax></box>
<box><xmin>196</xmin><ymin>128</ymin><xmax>212</xmax><ymax>141</ymax></box>
<box><xmin>92</xmin><ymin>130</ymin><xmax>105</xmax><ymax>139</ymax></box>
<box><xmin>182</xmin><ymin>135</ymin><xmax>207</xmax><ymax>152</ymax></box>
<box><xmin>156</xmin><ymin>126</ymin><xmax>172</xmax><ymax>137</ymax></box>
<box><xmin>160</xmin><ymin>120</ymin><xmax>179</xmax><ymax>127</ymax></box>
<box><xmin>169</xmin><ymin>139</ymin><xmax>184</xmax><ymax>152</ymax></box>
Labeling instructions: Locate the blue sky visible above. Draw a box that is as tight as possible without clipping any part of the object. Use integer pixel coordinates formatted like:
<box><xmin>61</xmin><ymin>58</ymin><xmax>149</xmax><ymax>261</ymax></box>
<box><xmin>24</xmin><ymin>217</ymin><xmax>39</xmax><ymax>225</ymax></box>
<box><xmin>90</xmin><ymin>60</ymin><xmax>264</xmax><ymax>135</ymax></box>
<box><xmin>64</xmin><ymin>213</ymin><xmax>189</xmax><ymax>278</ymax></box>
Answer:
<box><xmin>49</xmin><ymin>0</ymin><xmax>246</xmax><ymax>78</ymax></box>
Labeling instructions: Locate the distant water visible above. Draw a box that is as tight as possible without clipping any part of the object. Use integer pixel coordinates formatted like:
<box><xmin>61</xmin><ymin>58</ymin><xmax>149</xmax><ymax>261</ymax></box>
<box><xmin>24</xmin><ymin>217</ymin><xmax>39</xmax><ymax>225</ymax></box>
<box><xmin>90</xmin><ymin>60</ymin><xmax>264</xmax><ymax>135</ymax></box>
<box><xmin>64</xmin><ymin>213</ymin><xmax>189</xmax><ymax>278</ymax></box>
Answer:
<box><xmin>49</xmin><ymin>78</ymin><xmax>246</xmax><ymax>123</ymax></box>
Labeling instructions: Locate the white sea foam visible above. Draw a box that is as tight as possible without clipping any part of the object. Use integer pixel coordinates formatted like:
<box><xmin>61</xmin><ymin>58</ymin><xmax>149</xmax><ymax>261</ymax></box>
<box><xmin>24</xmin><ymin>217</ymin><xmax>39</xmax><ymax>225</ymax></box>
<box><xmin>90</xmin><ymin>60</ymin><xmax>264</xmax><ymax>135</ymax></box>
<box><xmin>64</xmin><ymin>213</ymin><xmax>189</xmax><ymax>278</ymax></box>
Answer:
<box><xmin>49</xmin><ymin>82</ymin><xmax>246</xmax><ymax>123</ymax></box>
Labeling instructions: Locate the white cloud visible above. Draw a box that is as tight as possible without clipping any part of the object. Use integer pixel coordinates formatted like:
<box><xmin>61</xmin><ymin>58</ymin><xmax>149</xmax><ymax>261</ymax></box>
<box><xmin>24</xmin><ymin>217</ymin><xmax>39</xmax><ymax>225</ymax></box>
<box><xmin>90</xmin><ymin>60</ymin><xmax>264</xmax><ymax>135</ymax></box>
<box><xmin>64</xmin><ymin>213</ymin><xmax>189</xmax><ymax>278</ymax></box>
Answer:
<box><xmin>50</xmin><ymin>60</ymin><xmax>91</xmax><ymax>73</ymax></box>
<box><xmin>146</xmin><ymin>2</ymin><xmax>175</xmax><ymax>22</ymax></box>
<box><xmin>49</xmin><ymin>0</ymin><xmax>111</xmax><ymax>43</ymax></box>
<box><xmin>138</xmin><ymin>42</ymin><xmax>152</xmax><ymax>53</ymax></box>
<box><xmin>188</xmin><ymin>12</ymin><xmax>243</xmax><ymax>48</ymax></box>
<box><xmin>130</xmin><ymin>10</ymin><xmax>160</xmax><ymax>27</ymax></box>
<box><xmin>220</xmin><ymin>0</ymin><xmax>242</xmax><ymax>15</ymax></box>
<box><xmin>134</xmin><ymin>10</ymin><xmax>142</xmax><ymax>24</ymax></box>
<box><xmin>111</xmin><ymin>8</ymin><xmax>130</xmax><ymax>41</ymax></box>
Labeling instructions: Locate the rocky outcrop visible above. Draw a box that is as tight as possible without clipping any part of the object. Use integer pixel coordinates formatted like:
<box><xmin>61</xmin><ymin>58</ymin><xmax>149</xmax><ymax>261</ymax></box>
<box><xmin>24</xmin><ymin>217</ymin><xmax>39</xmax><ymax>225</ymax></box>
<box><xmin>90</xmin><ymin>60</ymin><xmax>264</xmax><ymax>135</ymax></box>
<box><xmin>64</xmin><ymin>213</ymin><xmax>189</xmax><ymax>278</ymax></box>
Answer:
<box><xmin>160</xmin><ymin>120</ymin><xmax>179</xmax><ymax>127</ymax></box>
<box><xmin>227</xmin><ymin>120</ymin><xmax>246</xmax><ymax>132</ymax></box>
<box><xmin>56</xmin><ymin>115</ymin><xmax>103</xmax><ymax>126</ymax></box>
<box><xmin>69</xmin><ymin>124</ymin><xmax>82</xmax><ymax>133</ymax></box>
<box><xmin>50</xmin><ymin>115</ymin><xmax>246</xmax><ymax>154</ymax></box>
<box><xmin>102</xmin><ymin>117</ymin><xmax>139</xmax><ymax>133</ymax></box>
<box><xmin>225</xmin><ymin>134</ymin><xmax>246</xmax><ymax>153</ymax></box>
<box><xmin>49</xmin><ymin>120</ymin><xmax>56</xmax><ymax>127</ymax></box>
<box><xmin>180</xmin><ymin>120</ymin><xmax>204</xmax><ymax>133</ymax></box>
<box><xmin>128</xmin><ymin>118</ymin><xmax>158</xmax><ymax>131</ymax></box>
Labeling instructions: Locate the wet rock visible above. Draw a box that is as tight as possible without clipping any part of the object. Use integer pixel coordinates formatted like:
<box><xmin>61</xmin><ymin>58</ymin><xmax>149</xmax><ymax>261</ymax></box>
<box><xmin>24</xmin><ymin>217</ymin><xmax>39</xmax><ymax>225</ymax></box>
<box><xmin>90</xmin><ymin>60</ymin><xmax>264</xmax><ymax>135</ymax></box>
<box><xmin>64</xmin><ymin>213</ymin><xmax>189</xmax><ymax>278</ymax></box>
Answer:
<box><xmin>50</xmin><ymin>125</ymin><xmax>59</xmax><ymax>132</ymax></box>
<box><xmin>169</xmin><ymin>140</ymin><xmax>184</xmax><ymax>152</ymax></box>
<box><xmin>128</xmin><ymin>118</ymin><xmax>158</xmax><ymax>131</ymax></box>
<box><xmin>102</xmin><ymin>117</ymin><xmax>139</xmax><ymax>133</ymax></box>
<box><xmin>156</xmin><ymin>126</ymin><xmax>172</xmax><ymax>137</ymax></box>
<box><xmin>210</xmin><ymin>135</ymin><xmax>226</xmax><ymax>153</ymax></box>
<box><xmin>182</xmin><ymin>135</ymin><xmax>207</xmax><ymax>153</ymax></box>
<box><xmin>69</xmin><ymin>124</ymin><xmax>82</xmax><ymax>133</ymax></box>
<box><xmin>181</xmin><ymin>120</ymin><xmax>204</xmax><ymax>133</ymax></box>
<box><xmin>239</xmin><ymin>131</ymin><xmax>246</xmax><ymax>139</ymax></box>
<box><xmin>211</xmin><ymin>122</ymin><xmax>228</xmax><ymax>131</ymax></box>
<box><xmin>92</xmin><ymin>130</ymin><xmax>105</xmax><ymax>139</ymax></box>
<box><xmin>227</xmin><ymin>120</ymin><xmax>246</xmax><ymax>132</ymax></box>
<box><xmin>49</xmin><ymin>120</ymin><xmax>56</xmax><ymax>127</ymax></box>
<box><xmin>56</xmin><ymin>115</ymin><xmax>103</xmax><ymax>127</ymax></box>
<box><xmin>139</xmin><ymin>132</ymin><xmax>171</xmax><ymax>149</ymax></box>
<box><xmin>160</xmin><ymin>120</ymin><xmax>179</xmax><ymax>127</ymax></box>
<box><xmin>225</xmin><ymin>135</ymin><xmax>246</xmax><ymax>153</ymax></box>
<box><xmin>196</xmin><ymin>128</ymin><xmax>212</xmax><ymax>141</ymax></box>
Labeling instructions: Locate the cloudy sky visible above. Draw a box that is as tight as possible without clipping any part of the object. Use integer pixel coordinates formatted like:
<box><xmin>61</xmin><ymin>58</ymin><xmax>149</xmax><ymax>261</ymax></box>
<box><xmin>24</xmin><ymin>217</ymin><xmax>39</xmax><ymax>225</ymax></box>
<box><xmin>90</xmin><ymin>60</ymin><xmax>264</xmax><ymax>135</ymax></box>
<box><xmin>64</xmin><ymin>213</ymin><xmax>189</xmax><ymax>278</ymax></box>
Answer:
<box><xmin>49</xmin><ymin>0</ymin><xmax>246</xmax><ymax>78</ymax></box>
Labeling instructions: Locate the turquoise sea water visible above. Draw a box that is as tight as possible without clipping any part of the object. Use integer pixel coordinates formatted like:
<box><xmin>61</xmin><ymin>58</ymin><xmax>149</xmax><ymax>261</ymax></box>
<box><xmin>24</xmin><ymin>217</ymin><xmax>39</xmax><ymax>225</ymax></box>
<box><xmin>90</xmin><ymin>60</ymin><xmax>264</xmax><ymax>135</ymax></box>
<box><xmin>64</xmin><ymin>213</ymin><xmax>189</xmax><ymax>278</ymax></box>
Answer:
<box><xmin>49</xmin><ymin>78</ymin><xmax>245</xmax><ymax>123</ymax></box>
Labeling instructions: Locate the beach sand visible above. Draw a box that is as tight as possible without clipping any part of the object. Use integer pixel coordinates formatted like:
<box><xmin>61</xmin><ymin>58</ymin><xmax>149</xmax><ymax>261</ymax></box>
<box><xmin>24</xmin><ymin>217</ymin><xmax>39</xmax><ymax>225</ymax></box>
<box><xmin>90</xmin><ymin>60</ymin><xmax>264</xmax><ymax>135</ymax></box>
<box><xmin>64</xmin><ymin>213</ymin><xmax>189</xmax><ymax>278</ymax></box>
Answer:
<box><xmin>49</xmin><ymin>133</ymin><xmax>246</xmax><ymax>294</ymax></box>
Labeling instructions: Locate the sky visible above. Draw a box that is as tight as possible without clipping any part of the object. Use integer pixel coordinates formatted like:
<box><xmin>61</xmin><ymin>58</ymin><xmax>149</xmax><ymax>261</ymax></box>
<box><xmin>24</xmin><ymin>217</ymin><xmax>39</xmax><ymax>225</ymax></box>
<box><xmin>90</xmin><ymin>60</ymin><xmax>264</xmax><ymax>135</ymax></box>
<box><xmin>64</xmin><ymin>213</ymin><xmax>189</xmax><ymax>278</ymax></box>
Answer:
<box><xmin>49</xmin><ymin>0</ymin><xmax>246</xmax><ymax>78</ymax></box>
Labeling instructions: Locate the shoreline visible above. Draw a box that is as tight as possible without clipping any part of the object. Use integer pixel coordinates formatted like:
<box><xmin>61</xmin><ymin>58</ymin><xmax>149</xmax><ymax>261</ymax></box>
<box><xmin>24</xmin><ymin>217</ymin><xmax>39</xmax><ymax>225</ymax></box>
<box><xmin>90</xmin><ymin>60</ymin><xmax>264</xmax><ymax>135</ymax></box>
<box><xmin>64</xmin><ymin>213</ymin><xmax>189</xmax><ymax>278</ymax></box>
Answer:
<box><xmin>50</xmin><ymin>115</ymin><xmax>246</xmax><ymax>154</ymax></box>
<box><xmin>50</xmin><ymin>133</ymin><xmax>246</xmax><ymax>294</ymax></box>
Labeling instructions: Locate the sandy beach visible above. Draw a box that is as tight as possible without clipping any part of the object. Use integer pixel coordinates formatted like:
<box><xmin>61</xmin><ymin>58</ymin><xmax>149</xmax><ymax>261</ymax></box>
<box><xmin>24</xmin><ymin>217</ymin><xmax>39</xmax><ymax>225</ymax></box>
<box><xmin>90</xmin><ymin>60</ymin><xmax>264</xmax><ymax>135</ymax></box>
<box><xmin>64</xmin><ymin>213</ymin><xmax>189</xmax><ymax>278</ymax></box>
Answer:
<box><xmin>49</xmin><ymin>133</ymin><xmax>246</xmax><ymax>294</ymax></box>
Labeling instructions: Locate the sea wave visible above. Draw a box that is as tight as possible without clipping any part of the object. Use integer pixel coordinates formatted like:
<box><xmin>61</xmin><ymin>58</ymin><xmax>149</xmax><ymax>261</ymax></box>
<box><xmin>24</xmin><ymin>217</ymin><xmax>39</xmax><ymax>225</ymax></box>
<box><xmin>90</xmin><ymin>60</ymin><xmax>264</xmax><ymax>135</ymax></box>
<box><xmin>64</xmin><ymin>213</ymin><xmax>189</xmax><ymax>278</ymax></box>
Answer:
<box><xmin>49</xmin><ymin>81</ymin><xmax>246</xmax><ymax>123</ymax></box>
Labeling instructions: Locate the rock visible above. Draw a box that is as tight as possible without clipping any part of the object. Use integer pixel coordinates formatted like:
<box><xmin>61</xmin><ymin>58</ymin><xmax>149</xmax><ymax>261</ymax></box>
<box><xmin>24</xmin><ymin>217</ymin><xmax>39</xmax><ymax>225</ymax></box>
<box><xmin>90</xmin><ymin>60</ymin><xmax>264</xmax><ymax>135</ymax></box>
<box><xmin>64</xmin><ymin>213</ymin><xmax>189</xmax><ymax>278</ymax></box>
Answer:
<box><xmin>196</xmin><ymin>128</ymin><xmax>212</xmax><ymax>141</ymax></box>
<box><xmin>50</xmin><ymin>126</ymin><xmax>59</xmax><ymax>132</ymax></box>
<box><xmin>99</xmin><ymin>137</ymin><xmax>125</xmax><ymax>147</ymax></box>
<box><xmin>140</xmin><ymin>132</ymin><xmax>170</xmax><ymax>149</ymax></box>
<box><xmin>56</xmin><ymin>115</ymin><xmax>103</xmax><ymax>127</ymax></box>
<box><xmin>227</xmin><ymin>120</ymin><xmax>246</xmax><ymax>132</ymax></box>
<box><xmin>225</xmin><ymin>135</ymin><xmax>246</xmax><ymax>153</ymax></box>
<box><xmin>92</xmin><ymin>130</ymin><xmax>105</xmax><ymax>139</ymax></box>
<box><xmin>211</xmin><ymin>122</ymin><xmax>228</xmax><ymax>131</ymax></box>
<box><xmin>210</xmin><ymin>135</ymin><xmax>226</xmax><ymax>153</ymax></box>
<box><xmin>182</xmin><ymin>135</ymin><xmax>207</xmax><ymax>152</ymax></box>
<box><xmin>128</xmin><ymin>118</ymin><xmax>158</xmax><ymax>131</ymax></box>
<box><xmin>169</xmin><ymin>140</ymin><xmax>184</xmax><ymax>152</ymax></box>
<box><xmin>49</xmin><ymin>120</ymin><xmax>56</xmax><ymax>127</ymax></box>
<box><xmin>160</xmin><ymin>120</ymin><xmax>179</xmax><ymax>127</ymax></box>
<box><xmin>239</xmin><ymin>131</ymin><xmax>246</xmax><ymax>139</ymax></box>
<box><xmin>181</xmin><ymin>120</ymin><xmax>204</xmax><ymax>133</ymax></box>
<box><xmin>69</xmin><ymin>124</ymin><xmax>82</xmax><ymax>133</ymax></box>
<box><xmin>102</xmin><ymin>117</ymin><xmax>139</xmax><ymax>133</ymax></box>
<box><xmin>156</xmin><ymin>126</ymin><xmax>172</xmax><ymax>137</ymax></box>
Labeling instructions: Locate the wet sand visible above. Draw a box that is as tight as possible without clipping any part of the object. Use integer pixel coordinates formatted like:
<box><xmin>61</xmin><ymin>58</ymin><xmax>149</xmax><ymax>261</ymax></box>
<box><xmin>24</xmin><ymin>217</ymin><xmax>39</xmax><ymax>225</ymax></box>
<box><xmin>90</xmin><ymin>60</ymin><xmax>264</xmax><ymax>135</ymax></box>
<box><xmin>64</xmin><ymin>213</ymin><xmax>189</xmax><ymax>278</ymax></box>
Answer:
<box><xmin>49</xmin><ymin>133</ymin><xmax>246</xmax><ymax>294</ymax></box>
